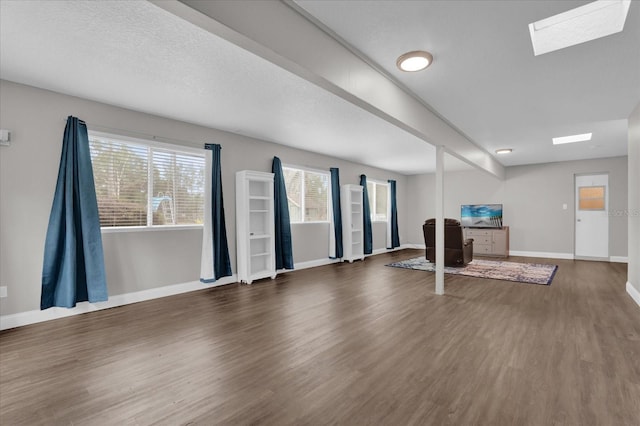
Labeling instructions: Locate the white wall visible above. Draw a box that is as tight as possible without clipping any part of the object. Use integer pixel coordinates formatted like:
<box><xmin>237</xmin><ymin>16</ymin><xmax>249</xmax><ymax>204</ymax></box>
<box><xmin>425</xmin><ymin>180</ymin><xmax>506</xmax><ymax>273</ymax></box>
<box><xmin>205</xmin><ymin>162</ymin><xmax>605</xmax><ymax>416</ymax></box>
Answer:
<box><xmin>406</xmin><ymin>157</ymin><xmax>628</xmax><ymax>259</ymax></box>
<box><xmin>406</xmin><ymin>169</ymin><xmax>502</xmax><ymax>243</ymax></box>
<box><xmin>628</xmin><ymin>103</ymin><xmax>640</xmax><ymax>298</ymax></box>
<box><xmin>0</xmin><ymin>80</ymin><xmax>407</xmax><ymax>316</ymax></box>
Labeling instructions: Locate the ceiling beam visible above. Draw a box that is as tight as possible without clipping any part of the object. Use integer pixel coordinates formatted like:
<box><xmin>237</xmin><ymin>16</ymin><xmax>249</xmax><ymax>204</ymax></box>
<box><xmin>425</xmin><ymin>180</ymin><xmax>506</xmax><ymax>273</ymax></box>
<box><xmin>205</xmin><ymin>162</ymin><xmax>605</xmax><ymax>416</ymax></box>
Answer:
<box><xmin>153</xmin><ymin>0</ymin><xmax>505</xmax><ymax>179</ymax></box>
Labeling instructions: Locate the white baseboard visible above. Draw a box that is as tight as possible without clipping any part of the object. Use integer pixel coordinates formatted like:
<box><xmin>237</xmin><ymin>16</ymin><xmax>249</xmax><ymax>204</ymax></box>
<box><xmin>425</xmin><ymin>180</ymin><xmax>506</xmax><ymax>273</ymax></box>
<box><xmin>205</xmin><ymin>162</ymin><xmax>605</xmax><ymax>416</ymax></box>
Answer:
<box><xmin>508</xmin><ymin>250</ymin><xmax>574</xmax><ymax>260</ymax></box>
<box><xmin>403</xmin><ymin>246</ymin><xmax>627</xmax><ymax>264</ymax></box>
<box><xmin>405</xmin><ymin>246</ymin><xmax>571</xmax><ymax>259</ymax></box>
<box><xmin>402</xmin><ymin>246</ymin><xmax>583</xmax><ymax>261</ymax></box>
<box><xmin>627</xmin><ymin>282</ymin><xmax>640</xmax><ymax>308</ymax></box>
<box><xmin>369</xmin><ymin>247</ymin><xmax>388</xmax><ymax>256</ymax></box>
<box><xmin>402</xmin><ymin>243</ymin><xmax>426</xmax><ymax>250</ymax></box>
<box><xmin>368</xmin><ymin>245</ymin><xmax>414</xmax><ymax>257</ymax></box>
<box><xmin>610</xmin><ymin>256</ymin><xmax>629</xmax><ymax>263</ymax></box>
<box><xmin>294</xmin><ymin>245</ymin><xmax>414</xmax><ymax>267</ymax></box>
<box><xmin>293</xmin><ymin>258</ymin><xmax>340</xmax><ymax>270</ymax></box>
<box><xmin>0</xmin><ymin>275</ymin><xmax>237</xmax><ymax>331</ymax></box>
<box><xmin>508</xmin><ymin>251</ymin><xmax>629</xmax><ymax>263</ymax></box>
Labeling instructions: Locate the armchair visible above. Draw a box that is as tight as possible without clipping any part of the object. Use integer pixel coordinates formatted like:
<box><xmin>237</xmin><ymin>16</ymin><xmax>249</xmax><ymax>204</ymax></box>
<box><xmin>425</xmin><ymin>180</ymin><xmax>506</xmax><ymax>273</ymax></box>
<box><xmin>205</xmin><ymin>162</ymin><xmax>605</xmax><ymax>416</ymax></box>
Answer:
<box><xmin>423</xmin><ymin>218</ymin><xmax>473</xmax><ymax>266</ymax></box>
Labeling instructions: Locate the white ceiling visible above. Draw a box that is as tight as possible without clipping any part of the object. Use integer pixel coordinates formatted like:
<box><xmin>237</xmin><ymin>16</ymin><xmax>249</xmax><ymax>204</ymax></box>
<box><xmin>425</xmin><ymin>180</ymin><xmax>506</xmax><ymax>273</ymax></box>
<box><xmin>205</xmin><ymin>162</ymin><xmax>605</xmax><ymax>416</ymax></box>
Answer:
<box><xmin>295</xmin><ymin>0</ymin><xmax>639</xmax><ymax>167</ymax></box>
<box><xmin>0</xmin><ymin>0</ymin><xmax>449</xmax><ymax>174</ymax></box>
<box><xmin>1</xmin><ymin>0</ymin><xmax>638</xmax><ymax>174</ymax></box>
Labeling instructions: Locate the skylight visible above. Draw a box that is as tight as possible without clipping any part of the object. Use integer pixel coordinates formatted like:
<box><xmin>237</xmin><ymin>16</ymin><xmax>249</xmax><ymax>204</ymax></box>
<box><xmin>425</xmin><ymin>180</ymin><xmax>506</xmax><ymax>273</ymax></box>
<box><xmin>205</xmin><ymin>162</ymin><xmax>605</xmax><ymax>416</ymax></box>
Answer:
<box><xmin>552</xmin><ymin>133</ymin><xmax>593</xmax><ymax>145</ymax></box>
<box><xmin>495</xmin><ymin>149</ymin><xmax>513</xmax><ymax>155</ymax></box>
<box><xmin>529</xmin><ymin>0</ymin><xmax>631</xmax><ymax>56</ymax></box>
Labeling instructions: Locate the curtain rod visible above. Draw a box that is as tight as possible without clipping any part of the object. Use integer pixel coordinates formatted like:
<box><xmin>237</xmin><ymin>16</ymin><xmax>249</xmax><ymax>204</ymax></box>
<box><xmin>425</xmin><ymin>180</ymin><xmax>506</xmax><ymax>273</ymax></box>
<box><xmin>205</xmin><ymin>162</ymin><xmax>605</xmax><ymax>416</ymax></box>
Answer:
<box><xmin>63</xmin><ymin>119</ymin><xmax>204</xmax><ymax>148</ymax></box>
<box><xmin>282</xmin><ymin>162</ymin><xmax>332</xmax><ymax>174</ymax></box>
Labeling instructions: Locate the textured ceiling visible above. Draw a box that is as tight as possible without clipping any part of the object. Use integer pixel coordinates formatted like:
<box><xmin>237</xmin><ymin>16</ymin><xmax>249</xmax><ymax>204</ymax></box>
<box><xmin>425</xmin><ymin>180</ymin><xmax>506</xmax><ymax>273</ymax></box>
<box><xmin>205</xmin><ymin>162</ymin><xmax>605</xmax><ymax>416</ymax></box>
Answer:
<box><xmin>1</xmin><ymin>0</ymin><xmax>637</xmax><ymax>174</ymax></box>
<box><xmin>296</xmin><ymin>0</ymin><xmax>640</xmax><ymax>166</ymax></box>
<box><xmin>0</xmin><ymin>0</ymin><xmax>458</xmax><ymax>175</ymax></box>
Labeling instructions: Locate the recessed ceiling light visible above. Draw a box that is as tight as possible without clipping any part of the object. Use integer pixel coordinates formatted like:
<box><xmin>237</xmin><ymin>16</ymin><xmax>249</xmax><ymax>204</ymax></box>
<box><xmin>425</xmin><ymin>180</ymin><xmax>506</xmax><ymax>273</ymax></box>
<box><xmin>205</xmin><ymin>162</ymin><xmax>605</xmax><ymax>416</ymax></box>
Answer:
<box><xmin>495</xmin><ymin>149</ymin><xmax>513</xmax><ymax>155</ymax></box>
<box><xmin>552</xmin><ymin>133</ymin><xmax>593</xmax><ymax>145</ymax></box>
<box><xmin>396</xmin><ymin>51</ymin><xmax>433</xmax><ymax>72</ymax></box>
<box><xmin>529</xmin><ymin>0</ymin><xmax>631</xmax><ymax>56</ymax></box>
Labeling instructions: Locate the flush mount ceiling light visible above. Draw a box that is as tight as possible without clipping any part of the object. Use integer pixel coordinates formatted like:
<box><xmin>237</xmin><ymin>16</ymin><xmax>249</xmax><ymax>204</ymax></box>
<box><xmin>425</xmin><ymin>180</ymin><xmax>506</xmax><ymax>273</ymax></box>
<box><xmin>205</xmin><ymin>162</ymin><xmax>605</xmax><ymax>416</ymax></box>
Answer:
<box><xmin>495</xmin><ymin>149</ymin><xmax>513</xmax><ymax>155</ymax></box>
<box><xmin>396</xmin><ymin>51</ymin><xmax>433</xmax><ymax>72</ymax></box>
<box><xmin>552</xmin><ymin>133</ymin><xmax>593</xmax><ymax>145</ymax></box>
<box><xmin>529</xmin><ymin>0</ymin><xmax>631</xmax><ymax>56</ymax></box>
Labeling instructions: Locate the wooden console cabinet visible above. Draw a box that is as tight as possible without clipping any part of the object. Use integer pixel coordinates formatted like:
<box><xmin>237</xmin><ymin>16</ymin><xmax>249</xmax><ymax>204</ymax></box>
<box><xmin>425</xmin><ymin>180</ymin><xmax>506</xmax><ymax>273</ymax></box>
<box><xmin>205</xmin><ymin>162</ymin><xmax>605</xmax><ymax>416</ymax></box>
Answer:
<box><xmin>464</xmin><ymin>226</ymin><xmax>509</xmax><ymax>257</ymax></box>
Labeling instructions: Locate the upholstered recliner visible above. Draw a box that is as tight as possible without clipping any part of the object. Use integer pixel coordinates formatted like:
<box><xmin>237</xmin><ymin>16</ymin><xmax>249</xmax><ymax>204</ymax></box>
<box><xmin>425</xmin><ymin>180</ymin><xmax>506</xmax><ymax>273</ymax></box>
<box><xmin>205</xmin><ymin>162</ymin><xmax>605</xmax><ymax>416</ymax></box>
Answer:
<box><xmin>423</xmin><ymin>218</ymin><xmax>474</xmax><ymax>266</ymax></box>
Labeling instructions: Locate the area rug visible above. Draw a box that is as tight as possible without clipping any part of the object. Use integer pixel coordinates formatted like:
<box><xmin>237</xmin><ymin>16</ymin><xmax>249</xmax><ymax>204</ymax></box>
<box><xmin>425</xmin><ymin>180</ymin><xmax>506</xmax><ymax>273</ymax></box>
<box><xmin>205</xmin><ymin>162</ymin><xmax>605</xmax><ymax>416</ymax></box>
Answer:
<box><xmin>386</xmin><ymin>257</ymin><xmax>558</xmax><ymax>285</ymax></box>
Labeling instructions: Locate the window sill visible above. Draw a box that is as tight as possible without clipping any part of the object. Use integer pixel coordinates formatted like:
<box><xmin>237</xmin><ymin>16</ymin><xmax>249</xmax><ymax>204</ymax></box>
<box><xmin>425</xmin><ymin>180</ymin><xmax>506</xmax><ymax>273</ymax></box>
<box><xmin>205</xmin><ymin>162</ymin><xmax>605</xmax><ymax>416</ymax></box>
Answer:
<box><xmin>101</xmin><ymin>225</ymin><xmax>203</xmax><ymax>234</ymax></box>
<box><xmin>290</xmin><ymin>221</ymin><xmax>330</xmax><ymax>225</ymax></box>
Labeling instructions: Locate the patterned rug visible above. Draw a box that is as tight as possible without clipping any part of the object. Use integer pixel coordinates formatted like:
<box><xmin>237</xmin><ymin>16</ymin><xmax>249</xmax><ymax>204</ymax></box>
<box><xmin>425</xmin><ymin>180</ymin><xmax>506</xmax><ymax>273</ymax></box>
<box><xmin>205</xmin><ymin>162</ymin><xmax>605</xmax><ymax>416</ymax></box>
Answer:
<box><xmin>386</xmin><ymin>257</ymin><xmax>558</xmax><ymax>285</ymax></box>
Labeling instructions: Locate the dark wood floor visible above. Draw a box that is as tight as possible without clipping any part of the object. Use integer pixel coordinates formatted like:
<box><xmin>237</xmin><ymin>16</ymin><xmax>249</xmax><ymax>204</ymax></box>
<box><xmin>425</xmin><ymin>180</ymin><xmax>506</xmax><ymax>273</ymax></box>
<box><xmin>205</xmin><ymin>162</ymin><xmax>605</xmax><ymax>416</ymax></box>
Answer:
<box><xmin>1</xmin><ymin>249</ymin><xmax>639</xmax><ymax>425</ymax></box>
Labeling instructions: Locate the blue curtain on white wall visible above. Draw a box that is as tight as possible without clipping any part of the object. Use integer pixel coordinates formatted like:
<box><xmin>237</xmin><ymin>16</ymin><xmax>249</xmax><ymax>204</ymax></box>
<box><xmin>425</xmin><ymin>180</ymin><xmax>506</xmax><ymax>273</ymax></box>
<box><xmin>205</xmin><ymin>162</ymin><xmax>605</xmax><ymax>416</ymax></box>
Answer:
<box><xmin>329</xmin><ymin>167</ymin><xmax>343</xmax><ymax>259</ymax></box>
<box><xmin>359</xmin><ymin>174</ymin><xmax>373</xmax><ymax>255</ymax></box>
<box><xmin>200</xmin><ymin>144</ymin><xmax>232</xmax><ymax>282</ymax></box>
<box><xmin>41</xmin><ymin>116</ymin><xmax>108</xmax><ymax>309</ymax></box>
<box><xmin>387</xmin><ymin>179</ymin><xmax>400</xmax><ymax>249</ymax></box>
<box><xmin>273</xmin><ymin>157</ymin><xmax>294</xmax><ymax>269</ymax></box>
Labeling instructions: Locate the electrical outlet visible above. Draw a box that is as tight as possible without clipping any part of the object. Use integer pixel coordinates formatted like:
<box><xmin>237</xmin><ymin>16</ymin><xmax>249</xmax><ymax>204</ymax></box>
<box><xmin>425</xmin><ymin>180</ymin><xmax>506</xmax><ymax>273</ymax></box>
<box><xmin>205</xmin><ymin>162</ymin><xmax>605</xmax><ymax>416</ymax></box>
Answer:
<box><xmin>0</xmin><ymin>286</ymin><xmax>7</xmax><ymax>298</ymax></box>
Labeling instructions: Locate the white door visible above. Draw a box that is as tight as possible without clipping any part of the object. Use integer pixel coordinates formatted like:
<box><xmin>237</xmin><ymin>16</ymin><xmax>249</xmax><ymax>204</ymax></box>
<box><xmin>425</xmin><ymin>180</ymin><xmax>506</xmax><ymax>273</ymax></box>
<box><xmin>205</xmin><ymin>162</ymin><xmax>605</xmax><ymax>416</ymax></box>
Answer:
<box><xmin>575</xmin><ymin>174</ymin><xmax>609</xmax><ymax>259</ymax></box>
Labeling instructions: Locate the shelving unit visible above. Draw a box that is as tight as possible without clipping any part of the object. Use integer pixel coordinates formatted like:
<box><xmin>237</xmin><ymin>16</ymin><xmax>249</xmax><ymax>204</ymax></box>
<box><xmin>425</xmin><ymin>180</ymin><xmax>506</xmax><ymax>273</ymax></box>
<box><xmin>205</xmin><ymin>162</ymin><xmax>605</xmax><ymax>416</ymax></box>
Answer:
<box><xmin>236</xmin><ymin>170</ymin><xmax>276</xmax><ymax>284</ymax></box>
<box><xmin>341</xmin><ymin>184</ymin><xmax>365</xmax><ymax>263</ymax></box>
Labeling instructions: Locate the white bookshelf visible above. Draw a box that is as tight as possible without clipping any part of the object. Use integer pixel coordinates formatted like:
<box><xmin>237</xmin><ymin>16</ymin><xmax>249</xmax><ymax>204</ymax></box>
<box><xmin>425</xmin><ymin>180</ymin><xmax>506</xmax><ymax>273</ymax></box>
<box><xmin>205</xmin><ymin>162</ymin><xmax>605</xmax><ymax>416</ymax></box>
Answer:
<box><xmin>236</xmin><ymin>170</ymin><xmax>276</xmax><ymax>284</ymax></box>
<box><xmin>341</xmin><ymin>184</ymin><xmax>365</xmax><ymax>263</ymax></box>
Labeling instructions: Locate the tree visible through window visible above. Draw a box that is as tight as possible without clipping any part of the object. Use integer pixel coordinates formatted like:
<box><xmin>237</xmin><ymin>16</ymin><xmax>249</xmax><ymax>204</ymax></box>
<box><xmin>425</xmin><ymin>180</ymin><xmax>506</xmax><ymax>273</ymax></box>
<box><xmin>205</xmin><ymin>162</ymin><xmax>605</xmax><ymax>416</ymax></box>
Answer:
<box><xmin>283</xmin><ymin>166</ymin><xmax>329</xmax><ymax>222</ymax></box>
<box><xmin>367</xmin><ymin>181</ymin><xmax>388</xmax><ymax>221</ymax></box>
<box><xmin>89</xmin><ymin>134</ymin><xmax>205</xmax><ymax>228</ymax></box>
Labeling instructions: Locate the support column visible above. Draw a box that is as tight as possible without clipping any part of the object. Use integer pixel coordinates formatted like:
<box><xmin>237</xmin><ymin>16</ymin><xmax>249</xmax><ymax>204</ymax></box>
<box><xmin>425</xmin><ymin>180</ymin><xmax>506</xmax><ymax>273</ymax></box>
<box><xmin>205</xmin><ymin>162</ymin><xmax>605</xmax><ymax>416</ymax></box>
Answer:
<box><xmin>435</xmin><ymin>146</ymin><xmax>445</xmax><ymax>295</ymax></box>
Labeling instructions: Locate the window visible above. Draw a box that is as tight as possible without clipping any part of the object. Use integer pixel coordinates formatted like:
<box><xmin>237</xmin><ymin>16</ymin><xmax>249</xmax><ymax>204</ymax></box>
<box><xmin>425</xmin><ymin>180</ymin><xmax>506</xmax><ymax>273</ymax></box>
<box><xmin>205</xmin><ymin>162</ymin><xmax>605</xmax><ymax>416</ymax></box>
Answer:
<box><xmin>367</xmin><ymin>181</ymin><xmax>388</xmax><ymax>221</ymax></box>
<box><xmin>578</xmin><ymin>186</ymin><xmax>605</xmax><ymax>210</ymax></box>
<box><xmin>283</xmin><ymin>166</ymin><xmax>329</xmax><ymax>222</ymax></box>
<box><xmin>89</xmin><ymin>133</ymin><xmax>205</xmax><ymax>228</ymax></box>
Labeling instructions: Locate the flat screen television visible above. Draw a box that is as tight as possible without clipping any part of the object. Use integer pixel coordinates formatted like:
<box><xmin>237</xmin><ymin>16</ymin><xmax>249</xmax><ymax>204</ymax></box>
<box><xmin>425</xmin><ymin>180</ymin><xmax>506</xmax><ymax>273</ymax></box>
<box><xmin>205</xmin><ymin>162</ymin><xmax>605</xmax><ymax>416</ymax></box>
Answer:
<box><xmin>461</xmin><ymin>204</ymin><xmax>503</xmax><ymax>228</ymax></box>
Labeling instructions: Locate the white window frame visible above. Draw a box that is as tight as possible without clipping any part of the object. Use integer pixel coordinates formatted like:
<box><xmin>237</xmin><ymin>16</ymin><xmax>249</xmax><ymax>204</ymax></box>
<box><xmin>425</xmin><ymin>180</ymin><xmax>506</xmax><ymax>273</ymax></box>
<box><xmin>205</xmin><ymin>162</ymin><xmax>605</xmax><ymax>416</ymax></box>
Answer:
<box><xmin>283</xmin><ymin>164</ymin><xmax>330</xmax><ymax>224</ymax></box>
<box><xmin>367</xmin><ymin>179</ymin><xmax>389</xmax><ymax>223</ymax></box>
<box><xmin>88</xmin><ymin>130</ymin><xmax>205</xmax><ymax>233</ymax></box>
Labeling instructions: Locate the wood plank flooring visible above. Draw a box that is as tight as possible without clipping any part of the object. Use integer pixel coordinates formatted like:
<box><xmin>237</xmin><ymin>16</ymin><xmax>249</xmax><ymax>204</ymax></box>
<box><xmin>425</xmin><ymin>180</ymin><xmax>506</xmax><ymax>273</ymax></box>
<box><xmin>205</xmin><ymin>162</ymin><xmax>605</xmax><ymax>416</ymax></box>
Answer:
<box><xmin>1</xmin><ymin>249</ymin><xmax>639</xmax><ymax>425</ymax></box>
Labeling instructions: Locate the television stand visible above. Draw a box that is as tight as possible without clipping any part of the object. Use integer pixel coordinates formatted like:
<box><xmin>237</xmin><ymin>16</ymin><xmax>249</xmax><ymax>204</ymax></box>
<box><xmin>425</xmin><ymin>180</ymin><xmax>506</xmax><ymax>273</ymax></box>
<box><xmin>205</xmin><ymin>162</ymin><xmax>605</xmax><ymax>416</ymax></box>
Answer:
<box><xmin>464</xmin><ymin>226</ymin><xmax>509</xmax><ymax>257</ymax></box>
